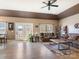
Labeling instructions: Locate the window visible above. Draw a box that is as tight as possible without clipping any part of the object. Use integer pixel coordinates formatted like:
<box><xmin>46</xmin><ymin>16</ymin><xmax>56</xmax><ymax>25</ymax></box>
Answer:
<box><xmin>15</xmin><ymin>23</ymin><xmax>33</xmax><ymax>40</ymax></box>
<box><xmin>0</xmin><ymin>22</ymin><xmax>7</xmax><ymax>34</ymax></box>
<box><xmin>40</xmin><ymin>24</ymin><xmax>53</xmax><ymax>33</ymax></box>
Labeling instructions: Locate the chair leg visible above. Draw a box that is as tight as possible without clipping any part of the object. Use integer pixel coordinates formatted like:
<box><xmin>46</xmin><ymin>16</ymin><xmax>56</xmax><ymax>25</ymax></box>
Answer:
<box><xmin>6</xmin><ymin>38</ymin><xmax>7</xmax><ymax>43</ymax></box>
<box><xmin>1</xmin><ymin>39</ymin><xmax>2</xmax><ymax>43</ymax></box>
<box><xmin>4</xmin><ymin>38</ymin><xmax>7</xmax><ymax>43</ymax></box>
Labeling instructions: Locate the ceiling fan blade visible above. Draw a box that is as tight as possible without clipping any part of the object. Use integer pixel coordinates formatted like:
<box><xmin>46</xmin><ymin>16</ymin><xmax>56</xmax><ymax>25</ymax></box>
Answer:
<box><xmin>41</xmin><ymin>6</ymin><xmax>48</xmax><ymax>8</ymax></box>
<box><xmin>43</xmin><ymin>2</ymin><xmax>48</xmax><ymax>5</ymax></box>
<box><xmin>51</xmin><ymin>5</ymin><xmax>58</xmax><ymax>7</ymax></box>
<box><xmin>48</xmin><ymin>6</ymin><xmax>50</xmax><ymax>10</ymax></box>
<box><xmin>51</xmin><ymin>0</ymin><xmax>57</xmax><ymax>4</ymax></box>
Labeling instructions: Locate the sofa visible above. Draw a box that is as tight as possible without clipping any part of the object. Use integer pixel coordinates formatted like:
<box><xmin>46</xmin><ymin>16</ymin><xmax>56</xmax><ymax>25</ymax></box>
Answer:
<box><xmin>68</xmin><ymin>34</ymin><xmax>79</xmax><ymax>49</ymax></box>
<box><xmin>40</xmin><ymin>33</ymin><xmax>55</xmax><ymax>42</ymax></box>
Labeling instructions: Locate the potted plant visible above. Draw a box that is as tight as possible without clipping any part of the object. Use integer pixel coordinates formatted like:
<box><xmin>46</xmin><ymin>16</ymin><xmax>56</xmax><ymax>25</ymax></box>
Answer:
<box><xmin>28</xmin><ymin>33</ymin><xmax>33</xmax><ymax>42</ymax></box>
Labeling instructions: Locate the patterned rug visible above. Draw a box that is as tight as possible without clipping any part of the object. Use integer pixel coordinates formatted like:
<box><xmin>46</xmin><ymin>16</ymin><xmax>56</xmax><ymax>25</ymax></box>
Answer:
<box><xmin>44</xmin><ymin>43</ymin><xmax>72</xmax><ymax>55</ymax></box>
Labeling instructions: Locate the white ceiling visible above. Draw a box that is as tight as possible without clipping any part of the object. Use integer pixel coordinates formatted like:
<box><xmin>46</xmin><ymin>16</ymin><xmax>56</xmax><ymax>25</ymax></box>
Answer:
<box><xmin>0</xmin><ymin>0</ymin><xmax>79</xmax><ymax>15</ymax></box>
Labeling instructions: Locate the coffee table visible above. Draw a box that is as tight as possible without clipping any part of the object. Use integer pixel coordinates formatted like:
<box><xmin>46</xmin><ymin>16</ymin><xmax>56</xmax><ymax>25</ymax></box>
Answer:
<box><xmin>50</xmin><ymin>39</ymin><xmax>72</xmax><ymax>53</ymax></box>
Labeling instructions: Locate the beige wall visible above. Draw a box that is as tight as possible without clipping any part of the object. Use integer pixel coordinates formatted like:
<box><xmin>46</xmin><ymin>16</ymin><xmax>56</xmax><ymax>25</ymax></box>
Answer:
<box><xmin>0</xmin><ymin>16</ymin><xmax>58</xmax><ymax>40</ymax></box>
<box><xmin>59</xmin><ymin>14</ymin><xmax>79</xmax><ymax>34</ymax></box>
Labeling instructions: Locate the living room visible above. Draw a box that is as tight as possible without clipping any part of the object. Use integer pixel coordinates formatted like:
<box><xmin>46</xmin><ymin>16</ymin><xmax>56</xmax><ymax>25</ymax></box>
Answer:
<box><xmin>0</xmin><ymin>0</ymin><xmax>79</xmax><ymax>59</ymax></box>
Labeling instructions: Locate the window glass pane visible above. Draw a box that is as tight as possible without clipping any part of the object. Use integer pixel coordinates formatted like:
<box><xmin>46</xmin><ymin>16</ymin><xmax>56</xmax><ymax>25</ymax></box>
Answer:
<box><xmin>47</xmin><ymin>24</ymin><xmax>53</xmax><ymax>33</ymax></box>
<box><xmin>40</xmin><ymin>24</ymin><xmax>47</xmax><ymax>33</ymax></box>
<box><xmin>40</xmin><ymin>24</ymin><xmax>53</xmax><ymax>33</ymax></box>
<box><xmin>0</xmin><ymin>22</ymin><xmax>7</xmax><ymax>34</ymax></box>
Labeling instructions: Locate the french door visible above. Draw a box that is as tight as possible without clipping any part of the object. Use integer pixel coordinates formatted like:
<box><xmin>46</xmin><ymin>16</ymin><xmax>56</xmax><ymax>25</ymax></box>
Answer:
<box><xmin>15</xmin><ymin>23</ymin><xmax>33</xmax><ymax>41</ymax></box>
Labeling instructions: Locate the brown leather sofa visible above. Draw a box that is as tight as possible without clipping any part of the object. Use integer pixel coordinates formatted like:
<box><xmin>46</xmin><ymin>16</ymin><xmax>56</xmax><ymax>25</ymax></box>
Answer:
<box><xmin>40</xmin><ymin>33</ymin><xmax>55</xmax><ymax>42</ymax></box>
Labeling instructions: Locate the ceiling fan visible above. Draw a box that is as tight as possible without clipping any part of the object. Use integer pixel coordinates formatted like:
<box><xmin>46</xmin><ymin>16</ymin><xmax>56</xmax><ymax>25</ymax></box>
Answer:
<box><xmin>41</xmin><ymin>0</ymin><xmax>58</xmax><ymax>10</ymax></box>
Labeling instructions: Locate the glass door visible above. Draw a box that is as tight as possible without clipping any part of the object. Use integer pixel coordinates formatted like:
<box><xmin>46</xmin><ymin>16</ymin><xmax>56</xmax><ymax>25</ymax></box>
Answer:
<box><xmin>15</xmin><ymin>23</ymin><xmax>33</xmax><ymax>41</ymax></box>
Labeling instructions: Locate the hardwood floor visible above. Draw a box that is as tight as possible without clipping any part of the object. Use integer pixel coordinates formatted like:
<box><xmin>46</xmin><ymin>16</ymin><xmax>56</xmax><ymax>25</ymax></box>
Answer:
<box><xmin>0</xmin><ymin>41</ymin><xmax>79</xmax><ymax>59</ymax></box>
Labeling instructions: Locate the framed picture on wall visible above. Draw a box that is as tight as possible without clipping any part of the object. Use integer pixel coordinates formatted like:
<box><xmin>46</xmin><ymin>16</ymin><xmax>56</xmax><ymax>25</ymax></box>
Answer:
<box><xmin>74</xmin><ymin>23</ymin><xmax>79</xmax><ymax>28</ymax></box>
<box><xmin>35</xmin><ymin>25</ymin><xmax>39</xmax><ymax>28</ymax></box>
<box><xmin>8</xmin><ymin>22</ymin><xmax>14</xmax><ymax>30</ymax></box>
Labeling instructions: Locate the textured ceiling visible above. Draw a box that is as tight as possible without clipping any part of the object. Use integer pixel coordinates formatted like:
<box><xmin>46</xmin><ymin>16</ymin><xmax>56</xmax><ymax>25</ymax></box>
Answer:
<box><xmin>0</xmin><ymin>0</ymin><xmax>79</xmax><ymax>15</ymax></box>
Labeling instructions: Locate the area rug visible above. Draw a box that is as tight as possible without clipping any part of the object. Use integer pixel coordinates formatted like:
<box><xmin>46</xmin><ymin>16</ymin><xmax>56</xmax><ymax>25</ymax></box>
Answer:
<box><xmin>44</xmin><ymin>43</ymin><xmax>72</xmax><ymax>55</ymax></box>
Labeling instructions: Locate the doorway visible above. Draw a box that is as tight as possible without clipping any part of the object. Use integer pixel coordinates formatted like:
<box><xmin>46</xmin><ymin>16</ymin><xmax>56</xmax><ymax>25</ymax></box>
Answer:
<box><xmin>15</xmin><ymin>23</ymin><xmax>33</xmax><ymax>41</ymax></box>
